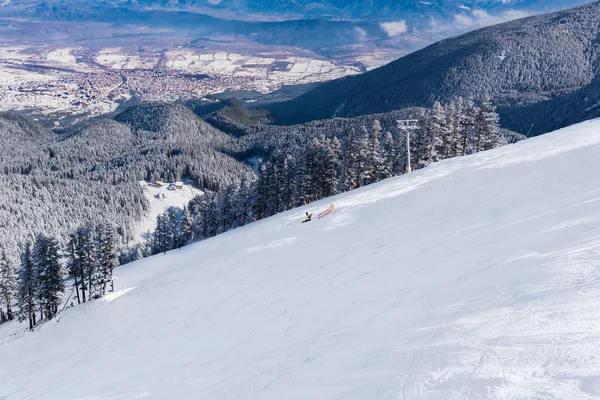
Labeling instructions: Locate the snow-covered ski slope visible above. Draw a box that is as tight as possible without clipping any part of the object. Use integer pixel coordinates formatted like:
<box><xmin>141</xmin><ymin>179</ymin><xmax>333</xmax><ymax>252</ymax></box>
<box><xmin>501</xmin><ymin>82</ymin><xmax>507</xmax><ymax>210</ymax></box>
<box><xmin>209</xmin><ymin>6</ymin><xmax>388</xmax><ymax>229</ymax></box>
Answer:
<box><xmin>4</xmin><ymin>119</ymin><xmax>600</xmax><ymax>400</ymax></box>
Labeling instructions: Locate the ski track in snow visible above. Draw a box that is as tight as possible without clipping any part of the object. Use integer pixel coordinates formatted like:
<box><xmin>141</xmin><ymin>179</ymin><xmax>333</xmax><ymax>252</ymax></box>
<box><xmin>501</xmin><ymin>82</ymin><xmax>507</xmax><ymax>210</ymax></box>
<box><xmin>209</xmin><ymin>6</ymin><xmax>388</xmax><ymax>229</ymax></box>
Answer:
<box><xmin>2</xmin><ymin>119</ymin><xmax>600</xmax><ymax>399</ymax></box>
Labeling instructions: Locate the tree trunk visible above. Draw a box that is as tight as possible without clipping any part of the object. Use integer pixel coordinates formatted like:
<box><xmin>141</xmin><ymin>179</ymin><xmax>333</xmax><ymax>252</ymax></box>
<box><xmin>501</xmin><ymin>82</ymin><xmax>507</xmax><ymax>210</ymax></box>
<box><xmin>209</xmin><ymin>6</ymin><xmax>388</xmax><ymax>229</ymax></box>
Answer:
<box><xmin>80</xmin><ymin>267</ymin><xmax>87</xmax><ymax>303</ymax></box>
<box><xmin>73</xmin><ymin>275</ymin><xmax>81</xmax><ymax>305</ymax></box>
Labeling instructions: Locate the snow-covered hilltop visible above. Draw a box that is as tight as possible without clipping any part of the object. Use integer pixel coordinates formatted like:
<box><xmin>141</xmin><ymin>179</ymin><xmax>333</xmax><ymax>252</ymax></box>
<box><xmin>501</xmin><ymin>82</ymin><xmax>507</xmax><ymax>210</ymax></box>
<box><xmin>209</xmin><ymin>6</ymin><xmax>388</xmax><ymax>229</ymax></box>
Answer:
<box><xmin>3</xmin><ymin>119</ymin><xmax>600</xmax><ymax>399</ymax></box>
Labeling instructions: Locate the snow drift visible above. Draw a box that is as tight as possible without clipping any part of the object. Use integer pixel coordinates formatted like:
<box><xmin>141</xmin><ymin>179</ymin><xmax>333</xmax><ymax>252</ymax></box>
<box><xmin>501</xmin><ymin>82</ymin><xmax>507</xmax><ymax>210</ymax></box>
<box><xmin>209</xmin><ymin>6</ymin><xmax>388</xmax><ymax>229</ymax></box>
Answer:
<box><xmin>3</xmin><ymin>119</ymin><xmax>600</xmax><ymax>399</ymax></box>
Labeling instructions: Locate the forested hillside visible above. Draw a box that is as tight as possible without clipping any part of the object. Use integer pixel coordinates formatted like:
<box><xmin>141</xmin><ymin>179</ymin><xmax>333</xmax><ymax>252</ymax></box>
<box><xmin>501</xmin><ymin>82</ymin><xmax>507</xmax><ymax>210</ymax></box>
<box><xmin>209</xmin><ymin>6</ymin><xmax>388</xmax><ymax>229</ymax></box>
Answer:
<box><xmin>0</xmin><ymin>105</ymin><xmax>252</xmax><ymax>261</ymax></box>
<box><xmin>151</xmin><ymin>97</ymin><xmax>516</xmax><ymax>255</ymax></box>
<box><xmin>267</xmin><ymin>1</ymin><xmax>600</xmax><ymax>135</ymax></box>
<box><xmin>0</xmin><ymin>92</ymin><xmax>520</xmax><ymax>334</ymax></box>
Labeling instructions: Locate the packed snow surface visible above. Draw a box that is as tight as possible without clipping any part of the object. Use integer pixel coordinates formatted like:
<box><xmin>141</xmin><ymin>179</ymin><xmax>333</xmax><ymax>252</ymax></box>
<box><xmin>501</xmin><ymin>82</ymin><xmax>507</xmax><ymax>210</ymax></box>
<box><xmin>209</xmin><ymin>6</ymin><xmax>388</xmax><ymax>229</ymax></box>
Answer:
<box><xmin>3</xmin><ymin>120</ymin><xmax>600</xmax><ymax>399</ymax></box>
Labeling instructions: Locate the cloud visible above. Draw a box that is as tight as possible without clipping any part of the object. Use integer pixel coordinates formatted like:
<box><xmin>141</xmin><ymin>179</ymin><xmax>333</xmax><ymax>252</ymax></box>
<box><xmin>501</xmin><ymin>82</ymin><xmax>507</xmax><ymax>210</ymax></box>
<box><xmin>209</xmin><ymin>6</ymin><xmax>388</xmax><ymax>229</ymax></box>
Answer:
<box><xmin>354</xmin><ymin>26</ymin><xmax>367</xmax><ymax>40</ymax></box>
<box><xmin>452</xmin><ymin>9</ymin><xmax>529</xmax><ymax>29</ymax></box>
<box><xmin>379</xmin><ymin>20</ymin><xmax>408</xmax><ymax>37</ymax></box>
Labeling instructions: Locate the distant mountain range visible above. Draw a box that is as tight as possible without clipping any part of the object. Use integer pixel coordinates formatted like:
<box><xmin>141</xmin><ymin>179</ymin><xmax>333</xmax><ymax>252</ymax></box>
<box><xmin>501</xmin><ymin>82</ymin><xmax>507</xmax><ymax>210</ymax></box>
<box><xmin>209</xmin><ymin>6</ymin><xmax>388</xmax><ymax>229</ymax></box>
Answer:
<box><xmin>1</xmin><ymin>0</ymin><xmax>593</xmax><ymax>59</ymax></box>
<box><xmin>266</xmin><ymin>1</ymin><xmax>600</xmax><ymax>136</ymax></box>
<box><xmin>113</xmin><ymin>0</ymin><xmax>590</xmax><ymax>21</ymax></box>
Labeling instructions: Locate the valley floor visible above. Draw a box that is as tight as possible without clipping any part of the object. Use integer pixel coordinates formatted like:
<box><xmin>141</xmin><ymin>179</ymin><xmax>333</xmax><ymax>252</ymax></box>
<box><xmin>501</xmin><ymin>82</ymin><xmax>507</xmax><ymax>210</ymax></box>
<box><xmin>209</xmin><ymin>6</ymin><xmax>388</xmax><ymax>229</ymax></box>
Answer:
<box><xmin>2</xmin><ymin>119</ymin><xmax>600</xmax><ymax>399</ymax></box>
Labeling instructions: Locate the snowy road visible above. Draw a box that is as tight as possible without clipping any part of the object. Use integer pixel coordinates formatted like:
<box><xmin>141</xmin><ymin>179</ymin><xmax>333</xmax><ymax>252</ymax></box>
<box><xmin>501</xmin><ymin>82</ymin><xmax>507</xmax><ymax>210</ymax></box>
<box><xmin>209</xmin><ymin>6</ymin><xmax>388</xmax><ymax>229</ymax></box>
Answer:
<box><xmin>2</xmin><ymin>119</ymin><xmax>600</xmax><ymax>399</ymax></box>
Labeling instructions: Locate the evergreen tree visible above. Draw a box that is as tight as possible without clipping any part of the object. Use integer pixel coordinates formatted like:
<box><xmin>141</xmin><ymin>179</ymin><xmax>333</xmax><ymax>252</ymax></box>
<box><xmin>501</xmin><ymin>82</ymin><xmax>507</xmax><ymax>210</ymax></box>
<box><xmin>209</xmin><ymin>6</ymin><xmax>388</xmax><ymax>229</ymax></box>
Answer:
<box><xmin>153</xmin><ymin>212</ymin><xmax>178</xmax><ymax>254</ymax></box>
<box><xmin>327</xmin><ymin>137</ymin><xmax>341</xmax><ymax>197</ymax></box>
<box><xmin>67</xmin><ymin>231</ymin><xmax>84</xmax><ymax>304</ymax></box>
<box><xmin>413</xmin><ymin>110</ymin><xmax>431</xmax><ymax>169</ymax></box>
<box><xmin>254</xmin><ymin>159</ymin><xmax>267</xmax><ymax>219</ymax></box>
<box><xmin>83</xmin><ymin>227</ymin><xmax>102</xmax><ymax>299</ymax></box>
<box><xmin>297</xmin><ymin>140</ymin><xmax>316</xmax><ymax>203</ymax></box>
<box><xmin>355</xmin><ymin>126</ymin><xmax>370</xmax><ymax>187</ymax></box>
<box><xmin>17</xmin><ymin>242</ymin><xmax>37</xmax><ymax>330</ymax></box>
<box><xmin>449</xmin><ymin>97</ymin><xmax>465</xmax><ymax>157</ymax></box>
<box><xmin>381</xmin><ymin>131</ymin><xmax>395</xmax><ymax>180</ymax></box>
<box><xmin>235</xmin><ymin>177</ymin><xmax>253</xmax><ymax>226</ymax></box>
<box><xmin>394</xmin><ymin>125</ymin><xmax>408</xmax><ymax>175</ymax></box>
<box><xmin>33</xmin><ymin>234</ymin><xmax>65</xmax><ymax>321</ymax></box>
<box><xmin>367</xmin><ymin>120</ymin><xmax>384</xmax><ymax>184</ymax></box>
<box><xmin>478</xmin><ymin>96</ymin><xmax>504</xmax><ymax>151</ymax></box>
<box><xmin>167</xmin><ymin>207</ymin><xmax>179</xmax><ymax>250</ymax></box>
<box><xmin>179</xmin><ymin>206</ymin><xmax>193</xmax><ymax>246</ymax></box>
<box><xmin>0</xmin><ymin>247</ymin><xmax>17</xmax><ymax>322</ymax></box>
<box><xmin>135</xmin><ymin>245</ymin><xmax>145</xmax><ymax>261</ymax></box>
<box><xmin>97</xmin><ymin>224</ymin><xmax>118</xmax><ymax>293</ymax></box>
<box><xmin>459</xmin><ymin>97</ymin><xmax>478</xmax><ymax>155</ymax></box>
<box><xmin>444</xmin><ymin>100</ymin><xmax>462</xmax><ymax>158</ymax></box>
<box><xmin>204</xmin><ymin>193</ymin><xmax>219</xmax><ymax>238</ymax></box>
<box><xmin>341</xmin><ymin>128</ymin><xmax>358</xmax><ymax>191</ymax></box>
<box><xmin>280</xmin><ymin>155</ymin><xmax>296</xmax><ymax>211</ymax></box>
<box><xmin>429</xmin><ymin>101</ymin><xmax>447</xmax><ymax>163</ymax></box>
<box><xmin>218</xmin><ymin>186</ymin><xmax>235</xmax><ymax>232</ymax></box>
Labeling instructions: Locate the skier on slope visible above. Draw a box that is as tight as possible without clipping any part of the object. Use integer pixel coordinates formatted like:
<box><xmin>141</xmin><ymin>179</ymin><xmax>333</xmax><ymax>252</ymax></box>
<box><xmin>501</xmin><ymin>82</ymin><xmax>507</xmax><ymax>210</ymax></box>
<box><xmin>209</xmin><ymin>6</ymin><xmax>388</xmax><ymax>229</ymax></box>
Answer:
<box><xmin>303</xmin><ymin>211</ymin><xmax>313</xmax><ymax>223</ymax></box>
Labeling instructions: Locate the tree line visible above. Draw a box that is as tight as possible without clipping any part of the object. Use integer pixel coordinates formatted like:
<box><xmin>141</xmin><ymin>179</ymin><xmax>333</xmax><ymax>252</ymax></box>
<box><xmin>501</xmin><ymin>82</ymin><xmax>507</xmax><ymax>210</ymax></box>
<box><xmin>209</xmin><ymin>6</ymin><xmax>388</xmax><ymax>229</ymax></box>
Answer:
<box><xmin>149</xmin><ymin>97</ymin><xmax>507</xmax><ymax>252</ymax></box>
<box><xmin>0</xmin><ymin>97</ymin><xmax>511</xmax><ymax>328</ymax></box>
<box><xmin>0</xmin><ymin>104</ymin><xmax>253</xmax><ymax>264</ymax></box>
<box><xmin>0</xmin><ymin>223</ymin><xmax>118</xmax><ymax>330</ymax></box>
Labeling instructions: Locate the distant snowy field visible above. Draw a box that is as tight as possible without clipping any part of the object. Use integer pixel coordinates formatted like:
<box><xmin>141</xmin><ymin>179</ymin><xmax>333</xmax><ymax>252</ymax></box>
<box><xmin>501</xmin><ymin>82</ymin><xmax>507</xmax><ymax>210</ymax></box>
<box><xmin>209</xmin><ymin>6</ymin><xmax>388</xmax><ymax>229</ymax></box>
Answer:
<box><xmin>3</xmin><ymin>120</ymin><xmax>600</xmax><ymax>399</ymax></box>
<box><xmin>134</xmin><ymin>182</ymin><xmax>203</xmax><ymax>243</ymax></box>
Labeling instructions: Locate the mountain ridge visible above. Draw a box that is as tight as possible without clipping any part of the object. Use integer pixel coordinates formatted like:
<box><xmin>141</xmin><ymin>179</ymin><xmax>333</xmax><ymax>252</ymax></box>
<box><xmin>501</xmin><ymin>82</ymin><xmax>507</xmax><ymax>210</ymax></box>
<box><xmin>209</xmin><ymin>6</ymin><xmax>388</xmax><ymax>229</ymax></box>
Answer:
<box><xmin>266</xmin><ymin>1</ymin><xmax>600</xmax><ymax>135</ymax></box>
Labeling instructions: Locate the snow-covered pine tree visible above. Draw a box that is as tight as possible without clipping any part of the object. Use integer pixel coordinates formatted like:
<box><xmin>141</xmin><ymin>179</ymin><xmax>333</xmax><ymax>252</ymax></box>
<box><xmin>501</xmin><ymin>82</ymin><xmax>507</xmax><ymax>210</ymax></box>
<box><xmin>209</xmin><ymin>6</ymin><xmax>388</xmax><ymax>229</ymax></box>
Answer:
<box><xmin>67</xmin><ymin>231</ymin><xmax>84</xmax><ymax>304</ymax></box>
<box><xmin>381</xmin><ymin>131</ymin><xmax>395</xmax><ymax>180</ymax></box>
<box><xmin>166</xmin><ymin>207</ymin><xmax>179</xmax><ymax>250</ymax></box>
<box><xmin>478</xmin><ymin>96</ymin><xmax>504</xmax><ymax>151</ymax></box>
<box><xmin>367</xmin><ymin>120</ymin><xmax>384</xmax><ymax>185</ymax></box>
<box><xmin>192</xmin><ymin>200</ymin><xmax>206</xmax><ymax>241</ymax></box>
<box><xmin>179</xmin><ymin>206</ymin><xmax>193</xmax><ymax>246</ymax></box>
<box><xmin>152</xmin><ymin>214</ymin><xmax>167</xmax><ymax>254</ymax></box>
<box><xmin>474</xmin><ymin>94</ymin><xmax>502</xmax><ymax>152</ymax></box>
<box><xmin>449</xmin><ymin>97</ymin><xmax>464</xmax><ymax>157</ymax></box>
<box><xmin>326</xmin><ymin>137</ymin><xmax>341</xmax><ymax>197</ymax></box>
<box><xmin>461</xmin><ymin>97</ymin><xmax>478</xmax><ymax>155</ymax></box>
<box><xmin>297</xmin><ymin>140</ymin><xmax>315</xmax><ymax>204</ymax></box>
<box><xmin>429</xmin><ymin>101</ymin><xmax>447</xmax><ymax>164</ymax></box>
<box><xmin>17</xmin><ymin>242</ymin><xmax>37</xmax><ymax>330</ymax></box>
<box><xmin>33</xmin><ymin>234</ymin><xmax>65</xmax><ymax>320</ymax></box>
<box><xmin>413</xmin><ymin>110</ymin><xmax>431</xmax><ymax>169</ymax></box>
<box><xmin>0</xmin><ymin>246</ymin><xmax>17</xmax><ymax>322</ymax></box>
<box><xmin>234</xmin><ymin>177</ymin><xmax>251</xmax><ymax>226</ymax></box>
<box><xmin>444</xmin><ymin>100</ymin><xmax>461</xmax><ymax>158</ymax></box>
<box><xmin>97</xmin><ymin>223</ymin><xmax>118</xmax><ymax>293</ymax></box>
<box><xmin>280</xmin><ymin>155</ymin><xmax>296</xmax><ymax>211</ymax></box>
<box><xmin>394</xmin><ymin>125</ymin><xmax>408</xmax><ymax>175</ymax></box>
<box><xmin>355</xmin><ymin>126</ymin><xmax>370</xmax><ymax>187</ymax></box>
<box><xmin>316</xmin><ymin>136</ymin><xmax>332</xmax><ymax>200</ymax></box>
<box><xmin>340</xmin><ymin>128</ymin><xmax>358</xmax><ymax>191</ymax></box>
<box><xmin>205</xmin><ymin>194</ymin><xmax>220</xmax><ymax>238</ymax></box>
<box><xmin>135</xmin><ymin>245</ymin><xmax>145</xmax><ymax>261</ymax></box>
<box><xmin>254</xmin><ymin>159</ymin><xmax>267</xmax><ymax>219</ymax></box>
<box><xmin>83</xmin><ymin>227</ymin><xmax>103</xmax><ymax>300</ymax></box>
<box><xmin>265</xmin><ymin>161</ymin><xmax>280</xmax><ymax>216</ymax></box>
